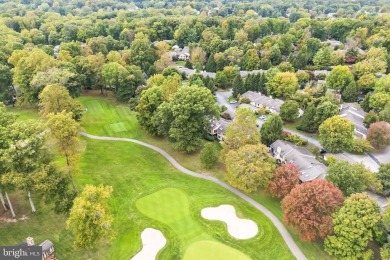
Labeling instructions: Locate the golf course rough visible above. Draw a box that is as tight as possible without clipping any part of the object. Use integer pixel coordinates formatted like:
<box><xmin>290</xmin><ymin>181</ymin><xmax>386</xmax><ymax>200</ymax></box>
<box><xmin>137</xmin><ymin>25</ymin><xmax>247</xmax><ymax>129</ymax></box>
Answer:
<box><xmin>135</xmin><ymin>188</ymin><xmax>252</xmax><ymax>260</ymax></box>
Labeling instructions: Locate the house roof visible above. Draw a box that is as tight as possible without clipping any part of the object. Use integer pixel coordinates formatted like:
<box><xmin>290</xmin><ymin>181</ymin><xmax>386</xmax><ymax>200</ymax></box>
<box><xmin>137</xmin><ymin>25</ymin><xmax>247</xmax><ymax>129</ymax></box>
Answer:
<box><xmin>270</xmin><ymin>140</ymin><xmax>327</xmax><ymax>182</ymax></box>
<box><xmin>39</xmin><ymin>240</ymin><xmax>54</xmax><ymax>252</ymax></box>
<box><xmin>339</xmin><ymin>103</ymin><xmax>367</xmax><ymax>136</ymax></box>
<box><xmin>238</xmin><ymin>103</ymin><xmax>256</xmax><ymax>111</ymax></box>
<box><xmin>324</xmin><ymin>39</ymin><xmax>343</xmax><ymax>47</ymax></box>
<box><xmin>216</xmin><ymin>119</ymin><xmax>231</xmax><ymax>135</ymax></box>
<box><xmin>241</xmin><ymin>91</ymin><xmax>284</xmax><ymax>113</ymax></box>
<box><xmin>209</xmin><ymin>118</ymin><xmax>231</xmax><ymax>135</ymax></box>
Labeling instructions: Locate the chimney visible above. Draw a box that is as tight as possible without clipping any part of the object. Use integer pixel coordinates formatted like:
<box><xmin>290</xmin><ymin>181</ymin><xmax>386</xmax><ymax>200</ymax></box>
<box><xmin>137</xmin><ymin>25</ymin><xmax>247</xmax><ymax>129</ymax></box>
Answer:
<box><xmin>26</xmin><ymin>237</ymin><xmax>35</xmax><ymax>246</ymax></box>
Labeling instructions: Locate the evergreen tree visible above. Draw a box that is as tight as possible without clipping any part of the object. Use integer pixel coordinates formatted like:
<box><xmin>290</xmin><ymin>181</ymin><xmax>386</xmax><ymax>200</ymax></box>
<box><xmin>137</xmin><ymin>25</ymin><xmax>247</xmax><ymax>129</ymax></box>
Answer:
<box><xmin>260</xmin><ymin>114</ymin><xmax>283</xmax><ymax>146</ymax></box>
<box><xmin>342</xmin><ymin>81</ymin><xmax>360</xmax><ymax>102</ymax></box>
<box><xmin>258</xmin><ymin>73</ymin><xmax>267</xmax><ymax>94</ymax></box>
<box><xmin>244</xmin><ymin>74</ymin><xmax>253</xmax><ymax>92</ymax></box>
<box><xmin>232</xmin><ymin>75</ymin><xmax>245</xmax><ymax>98</ymax></box>
<box><xmin>205</xmin><ymin>53</ymin><xmax>216</xmax><ymax>72</ymax></box>
<box><xmin>297</xmin><ymin>104</ymin><xmax>317</xmax><ymax>132</ymax></box>
<box><xmin>361</xmin><ymin>93</ymin><xmax>371</xmax><ymax>112</ymax></box>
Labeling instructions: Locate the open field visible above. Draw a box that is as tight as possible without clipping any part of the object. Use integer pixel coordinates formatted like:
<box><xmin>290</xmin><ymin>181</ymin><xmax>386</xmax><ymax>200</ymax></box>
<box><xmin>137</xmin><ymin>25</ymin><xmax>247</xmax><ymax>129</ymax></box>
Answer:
<box><xmin>0</xmin><ymin>95</ymin><xmax>332</xmax><ymax>259</ymax></box>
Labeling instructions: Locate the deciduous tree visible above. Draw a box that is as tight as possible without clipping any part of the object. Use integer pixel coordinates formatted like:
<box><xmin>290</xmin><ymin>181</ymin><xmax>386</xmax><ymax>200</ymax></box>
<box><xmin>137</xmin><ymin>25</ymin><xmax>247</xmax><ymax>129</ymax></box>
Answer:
<box><xmin>152</xmin><ymin>86</ymin><xmax>219</xmax><ymax>152</ymax></box>
<box><xmin>319</xmin><ymin>115</ymin><xmax>355</xmax><ymax>153</ymax></box>
<box><xmin>327</xmin><ymin>160</ymin><xmax>378</xmax><ymax>196</ymax></box>
<box><xmin>38</xmin><ymin>84</ymin><xmax>83</xmax><ymax>121</ymax></box>
<box><xmin>326</xmin><ymin>65</ymin><xmax>354</xmax><ymax>92</ymax></box>
<box><xmin>46</xmin><ymin>111</ymin><xmax>82</xmax><ymax>192</ymax></box>
<box><xmin>200</xmin><ymin>143</ymin><xmax>220</xmax><ymax>169</ymax></box>
<box><xmin>324</xmin><ymin>193</ymin><xmax>381</xmax><ymax>259</ymax></box>
<box><xmin>268</xmin><ymin>163</ymin><xmax>300</xmax><ymax>199</ymax></box>
<box><xmin>222</xmin><ymin>107</ymin><xmax>260</xmax><ymax>156</ymax></box>
<box><xmin>378</xmin><ymin>163</ymin><xmax>390</xmax><ymax>192</ymax></box>
<box><xmin>266</xmin><ymin>72</ymin><xmax>299</xmax><ymax>97</ymax></box>
<box><xmin>367</xmin><ymin>121</ymin><xmax>390</xmax><ymax>150</ymax></box>
<box><xmin>281</xmin><ymin>179</ymin><xmax>344</xmax><ymax>241</ymax></box>
<box><xmin>280</xmin><ymin>100</ymin><xmax>299</xmax><ymax>121</ymax></box>
<box><xmin>225</xmin><ymin>144</ymin><xmax>276</xmax><ymax>193</ymax></box>
<box><xmin>67</xmin><ymin>185</ymin><xmax>114</xmax><ymax>249</ymax></box>
<box><xmin>136</xmin><ymin>86</ymin><xmax>164</xmax><ymax>135</ymax></box>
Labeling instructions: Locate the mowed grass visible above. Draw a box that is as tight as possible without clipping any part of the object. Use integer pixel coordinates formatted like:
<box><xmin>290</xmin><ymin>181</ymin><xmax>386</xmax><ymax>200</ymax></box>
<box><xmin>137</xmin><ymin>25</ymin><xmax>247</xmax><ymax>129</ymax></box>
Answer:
<box><xmin>77</xmin><ymin>139</ymin><xmax>294</xmax><ymax>259</ymax></box>
<box><xmin>136</xmin><ymin>188</ymin><xmax>251</xmax><ymax>260</ymax></box>
<box><xmin>184</xmin><ymin>240</ymin><xmax>251</xmax><ymax>260</ymax></box>
<box><xmin>3</xmin><ymin>95</ymin><xmax>332</xmax><ymax>260</ymax></box>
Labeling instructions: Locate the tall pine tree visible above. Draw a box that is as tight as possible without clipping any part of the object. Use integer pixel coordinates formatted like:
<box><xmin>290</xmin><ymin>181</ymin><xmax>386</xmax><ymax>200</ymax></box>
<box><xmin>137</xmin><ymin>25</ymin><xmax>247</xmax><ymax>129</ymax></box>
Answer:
<box><xmin>232</xmin><ymin>75</ymin><xmax>245</xmax><ymax>98</ymax></box>
<box><xmin>205</xmin><ymin>53</ymin><xmax>216</xmax><ymax>72</ymax></box>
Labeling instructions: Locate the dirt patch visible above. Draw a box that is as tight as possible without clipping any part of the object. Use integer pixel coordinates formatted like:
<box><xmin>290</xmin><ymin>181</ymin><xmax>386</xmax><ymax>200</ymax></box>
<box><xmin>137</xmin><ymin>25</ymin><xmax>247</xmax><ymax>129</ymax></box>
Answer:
<box><xmin>0</xmin><ymin>214</ymin><xmax>29</xmax><ymax>223</ymax></box>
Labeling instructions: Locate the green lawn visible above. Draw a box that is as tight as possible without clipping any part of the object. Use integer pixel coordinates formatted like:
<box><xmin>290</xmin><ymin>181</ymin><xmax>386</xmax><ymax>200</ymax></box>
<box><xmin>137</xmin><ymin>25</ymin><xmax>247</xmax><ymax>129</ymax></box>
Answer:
<box><xmin>1</xmin><ymin>95</ymin><xmax>332</xmax><ymax>260</ymax></box>
<box><xmin>176</xmin><ymin>61</ymin><xmax>186</xmax><ymax>66</ymax></box>
<box><xmin>136</xmin><ymin>188</ymin><xmax>250</xmax><ymax>260</ymax></box>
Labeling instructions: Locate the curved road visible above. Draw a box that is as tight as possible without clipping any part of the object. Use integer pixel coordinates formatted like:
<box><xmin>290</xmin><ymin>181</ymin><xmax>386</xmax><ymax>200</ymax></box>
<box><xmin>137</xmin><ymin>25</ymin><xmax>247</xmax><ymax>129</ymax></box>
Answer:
<box><xmin>80</xmin><ymin>132</ymin><xmax>307</xmax><ymax>260</ymax></box>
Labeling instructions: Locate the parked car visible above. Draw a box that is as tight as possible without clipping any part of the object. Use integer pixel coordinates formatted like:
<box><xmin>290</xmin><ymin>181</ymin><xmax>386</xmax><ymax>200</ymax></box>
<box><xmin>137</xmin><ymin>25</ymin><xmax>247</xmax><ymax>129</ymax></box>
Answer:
<box><xmin>229</xmin><ymin>100</ymin><xmax>237</xmax><ymax>104</ymax></box>
<box><xmin>259</xmin><ymin>115</ymin><xmax>267</xmax><ymax>120</ymax></box>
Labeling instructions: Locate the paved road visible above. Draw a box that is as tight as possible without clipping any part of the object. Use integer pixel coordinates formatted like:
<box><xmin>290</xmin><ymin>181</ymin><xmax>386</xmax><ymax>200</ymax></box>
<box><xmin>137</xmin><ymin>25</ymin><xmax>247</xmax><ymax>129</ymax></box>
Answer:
<box><xmin>215</xmin><ymin>90</ymin><xmax>238</xmax><ymax>119</ymax></box>
<box><xmin>216</xmin><ymin>91</ymin><xmax>321</xmax><ymax>147</ymax></box>
<box><xmin>80</xmin><ymin>131</ymin><xmax>307</xmax><ymax>260</ymax></box>
<box><xmin>215</xmin><ymin>91</ymin><xmax>383</xmax><ymax>172</ymax></box>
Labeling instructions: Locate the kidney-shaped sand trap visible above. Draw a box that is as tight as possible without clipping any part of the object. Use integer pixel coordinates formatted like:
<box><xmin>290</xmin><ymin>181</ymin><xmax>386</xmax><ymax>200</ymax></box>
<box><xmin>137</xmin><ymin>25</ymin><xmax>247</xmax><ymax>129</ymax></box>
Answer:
<box><xmin>131</xmin><ymin>228</ymin><xmax>167</xmax><ymax>260</ymax></box>
<box><xmin>201</xmin><ymin>205</ymin><xmax>258</xmax><ymax>239</ymax></box>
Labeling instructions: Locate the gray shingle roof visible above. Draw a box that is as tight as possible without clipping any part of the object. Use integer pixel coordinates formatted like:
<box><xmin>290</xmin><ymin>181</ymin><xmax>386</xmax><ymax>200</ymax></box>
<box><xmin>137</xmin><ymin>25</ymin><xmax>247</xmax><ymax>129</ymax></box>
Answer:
<box><xmin>270</xmin><ymin>140</ymin><xmax>327</xmax><ymax>182</ymax></box>
<box><xmin>339</xmin><ymin>103</ymin><xmax>367</xmax><ymax>137</ymax></box>
<box><xmin>241</xmin><ymin>91</ymin><xmax>284</xmax><ymax>113</ymax></box>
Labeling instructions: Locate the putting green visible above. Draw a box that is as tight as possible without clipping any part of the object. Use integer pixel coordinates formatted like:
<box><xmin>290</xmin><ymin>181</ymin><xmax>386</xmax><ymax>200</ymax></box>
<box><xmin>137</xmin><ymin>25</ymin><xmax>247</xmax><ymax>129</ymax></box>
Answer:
<box><xmin>136</xmin><ymin>188</ymin><xmax>251</xmax><ymax>259</ymax></box>
<box><xmin>183</xmin><ymin>241</ymin><xmax>251</xmax><ymax>260</ymax></box>
<box><xmin>136</xmin><ymin>188</ymin><xmax>210</xmax><ymax>244</ymax></box>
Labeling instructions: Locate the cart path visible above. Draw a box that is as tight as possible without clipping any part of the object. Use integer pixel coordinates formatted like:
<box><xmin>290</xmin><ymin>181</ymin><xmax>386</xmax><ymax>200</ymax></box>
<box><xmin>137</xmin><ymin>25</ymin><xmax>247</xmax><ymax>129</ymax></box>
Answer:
<box><xmin>80</xmin><ymin>131</ymin><xmax>307</xmax><ymax>260</ymax></box>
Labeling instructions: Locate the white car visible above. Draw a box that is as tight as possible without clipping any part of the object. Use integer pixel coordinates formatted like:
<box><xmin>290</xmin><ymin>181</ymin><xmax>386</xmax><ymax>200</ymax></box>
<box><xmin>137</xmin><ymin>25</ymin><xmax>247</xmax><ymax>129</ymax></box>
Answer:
<box><xmin>259</xmin><ymin>115</ymin><xmax>267</xmax><ymax>120</ymax></box>
<box><xmin>229</xmin><ymin>100</ymin><xmax>237</xmax><ymax>104</ymax></box>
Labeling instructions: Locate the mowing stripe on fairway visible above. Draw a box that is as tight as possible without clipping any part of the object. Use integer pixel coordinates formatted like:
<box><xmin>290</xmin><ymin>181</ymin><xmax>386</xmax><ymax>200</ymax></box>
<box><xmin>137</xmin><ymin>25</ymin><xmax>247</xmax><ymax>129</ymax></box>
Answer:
<box><xmin>80</xmin><ymin>132</ymin><xmax>307</xmax><ymax>260</ymax></box>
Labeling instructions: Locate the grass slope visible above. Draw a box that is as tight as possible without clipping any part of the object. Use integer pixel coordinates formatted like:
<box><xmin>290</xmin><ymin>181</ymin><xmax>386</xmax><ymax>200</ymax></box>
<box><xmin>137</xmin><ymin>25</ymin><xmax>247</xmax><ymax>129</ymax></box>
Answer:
<box><xmin>79</xmin><ymin>95</ymin><xmax>331</xmax><ymax>260</ymax></box>
<box><xmin>136</xmin><ymin>188</ymin><xmax>250</xmax><ymax>260</ymax></box>
<box><xmin>1</xmin><ymin>95</ymin><xmax>332</xmax><ymax>260</ymax></box>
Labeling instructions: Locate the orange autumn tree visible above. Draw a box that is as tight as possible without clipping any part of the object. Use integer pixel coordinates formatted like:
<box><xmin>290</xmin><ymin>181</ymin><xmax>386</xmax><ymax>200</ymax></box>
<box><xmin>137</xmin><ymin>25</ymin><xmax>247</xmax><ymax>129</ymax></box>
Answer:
<box><xmin>281</xmin><ymin>179</ymin><xmax>344</xmax><ymax>241</ymax></box>
<box><xmin>268</xmin><ymin>163</ymin><xmax>300</xmax><ymax>199</ymax></box>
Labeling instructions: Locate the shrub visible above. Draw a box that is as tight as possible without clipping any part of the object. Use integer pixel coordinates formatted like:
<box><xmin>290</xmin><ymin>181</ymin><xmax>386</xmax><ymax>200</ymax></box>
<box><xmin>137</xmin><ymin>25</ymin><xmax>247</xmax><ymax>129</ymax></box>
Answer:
<box><xmin>240</xmin><ymin>97</ymin><xmax>250</xmax><ymax>104</ymax></box>
<box><xmin>283</xmin><ymin>132</ymin><xmax>308</xmax><ymax>146</ymax></box>
<box><xmin>347</xmin><ymin>138</ymin><xmax>374</xmax><ymax>154</ymax></box>
<box><xmin>221</xmin><ymin>112</ymin><xmax>232</xmax><ymax>120</ymax></box>
<box><xmin>220</xmin><ymin>105</ymin><xmax>227</xmax><ymax>112</ymax></box>
<box><xmin>200</xmin><ymin>142</ymin><xmax>220</xmax><ymax>168</ymax></box>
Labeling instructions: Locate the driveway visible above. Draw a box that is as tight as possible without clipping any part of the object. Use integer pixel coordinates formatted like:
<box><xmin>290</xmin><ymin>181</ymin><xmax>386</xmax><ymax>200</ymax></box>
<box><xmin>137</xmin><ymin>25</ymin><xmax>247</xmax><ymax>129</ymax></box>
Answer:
<box><xmin>215</xmin><ymin>90</ymin><xmax>238</xmax><ymax>119</ymax></box>
<box><xmin>214</xmin><ymin>90</ymin><xmax>383</xmax><ymax>172</ymax></box>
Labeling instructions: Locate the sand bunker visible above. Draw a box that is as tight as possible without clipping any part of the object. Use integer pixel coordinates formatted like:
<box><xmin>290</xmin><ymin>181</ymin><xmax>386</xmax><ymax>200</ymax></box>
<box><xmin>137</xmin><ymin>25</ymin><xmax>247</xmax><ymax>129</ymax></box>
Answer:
<box><xmin>201</xmin><ymin>205</ymin><xmax>258</xmax><ymax>239</ymax></box>
<box><xmin>131</xmin><ymin>228</ymin><xmax>166</xmax><ymax>260</ymax></box>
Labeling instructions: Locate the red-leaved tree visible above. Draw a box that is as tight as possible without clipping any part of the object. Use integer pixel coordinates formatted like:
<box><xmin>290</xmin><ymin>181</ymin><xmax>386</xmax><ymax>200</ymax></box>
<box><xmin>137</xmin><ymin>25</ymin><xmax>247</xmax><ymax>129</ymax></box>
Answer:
<box><xmin>268</xmin><ymin>163</ymin><xmax>300</xmax><ymax>199</ymax></box>
<box><xmin>281</xmin><ymin>179</ymin><xmax>344</xmax><ymax>241</ymax></box>
<box><xmin>367</xmin><ymin>121</ymin><xmax>390</xmax><ymax>150</ymax></box>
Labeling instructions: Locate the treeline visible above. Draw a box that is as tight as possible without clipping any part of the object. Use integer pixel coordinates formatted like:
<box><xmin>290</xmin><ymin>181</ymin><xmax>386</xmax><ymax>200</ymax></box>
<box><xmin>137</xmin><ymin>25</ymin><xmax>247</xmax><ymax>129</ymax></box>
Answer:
<box><xmin>1</xmin><ymin>0</ymin><xmax>389</xmax><ymax>18</ymax></box>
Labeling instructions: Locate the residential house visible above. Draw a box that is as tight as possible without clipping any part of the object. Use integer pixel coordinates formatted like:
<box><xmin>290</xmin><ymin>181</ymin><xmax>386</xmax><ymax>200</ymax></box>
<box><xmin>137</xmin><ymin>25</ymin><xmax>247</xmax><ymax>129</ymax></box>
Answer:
<box><xmin>178</xmin><ymin>46</ymin><xmax>190</xmax><ymax>60</ymax></box>
<box><xmin>238</xmin><ymin>103</ymin><xmax>257</xmax><ymax>112</ymax></box>
<box><xmin>241</xmin><ymin>91</ymin><xmax>285</xmax><ymax>114</ymax></box>
<box><xmin>209</xmin><ymin>119</ymin><xmax>231</xmax><ymax>141</ymax></box>
<box><xmin>313</xmin><ymin>70</ymin><xmax>330</xmax><ymax>78</ymax></box>
<box><xmin>324</xmin><ymin>40</ymin><xmax>343</xmax><ymax>48</ymax></box>
<box><xmin>270</xmin><ymin>140</ymin><xmax>327</xmax><ymax>182</ymax></box>
<box><xmin>339</xmin><ymin>103</ymin><xmax>367</xmax><ymax>139</ymax></box>
<box><xmin>18</xmin><ymin>237</ymin><xmax>56</xmax><ymax>260</ymax></box>
<box><xmin>53</xmin><ymin>45</ymin><xmax>60</xmax><ymax>58</ymax></box>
